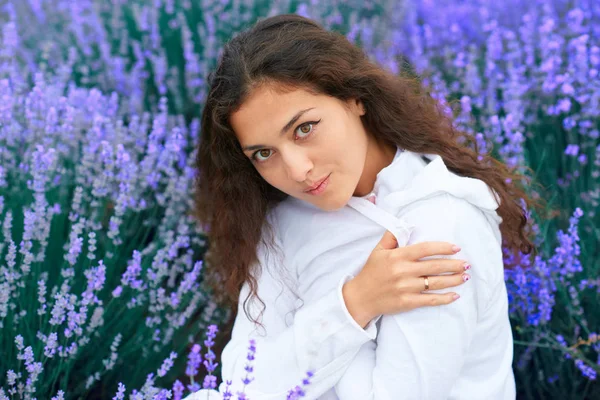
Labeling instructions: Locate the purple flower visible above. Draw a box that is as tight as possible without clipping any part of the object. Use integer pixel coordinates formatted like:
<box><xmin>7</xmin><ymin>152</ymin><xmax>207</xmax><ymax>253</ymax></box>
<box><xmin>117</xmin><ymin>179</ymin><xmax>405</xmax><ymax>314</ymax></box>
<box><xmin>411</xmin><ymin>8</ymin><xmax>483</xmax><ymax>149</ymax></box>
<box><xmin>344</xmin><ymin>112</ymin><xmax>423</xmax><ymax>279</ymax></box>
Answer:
<box><xmin>565</xmin><ymin>144</ymin><xmax>580</xmax><ymax>156</ymax></box>
<box><xmin>286</xmin><ymin>371</ymin><xmax>314</xmax><ymax>400</ymax></box>
<box><xmin>112</xmin><ymin>285</ymin><xmax>123</xmax><ymax>298</ymax></box>
<box><xmin>157</xmin><ymin>351</ymin><xmax>178</xmax><ymax>377</ymax></box>
<box><xmin>172</xmin><ymin>380</ymin><xmax>184</xmax><ymax>400</ymax></box>
<box><xmin>43</xmin><ymin>332</ymin><xmax>58</xmax><ymax>358</ymax></box>
<box><xmin>575</xmin><ymin>359</ymin><xmax>597</xmax><ymax>380</ymax></box>
<box><xmin>113</xmin><ymin>382</ymin><xmax>126</xmax><ymax>400</ymax></box>
<box><xmin>241</xmin><ymin>339</ymin><xmax>256</xmax><ymax>388</ymax></box>
<box><xmin>221</xmin><ymin>380</ymin><xmax>233</xmax><ymax>400</ymax></box>
<box><xmin>121</xmin><ymin>250</ymin><xmax>144</xmax><ymax>290</ymax></box>
<box><xmin>51</xmin><ymin>390</ymin><xmax>65</xmax><ymax>400</ymax></box>
<box><xmin>202</xmin><ymin>325</ymin><xmax>219</xmax><ymax>389</ymax></box>
<box><xmin>202</xmin><ymin>375</ymin><xmax>217</xmax><ymax>390</ymax></box>
<box><xmin>154</xmin><ymin>389</ymin><xmax>172</xmax><ymax>400</ymax></box>
<box><xmin>186</xmin><ymin>344</ymin><xmax>202</xmax><ymax>378</ymax></box>
<box><xmin>187</xmin><ymin>382</ymin><xmax>201</xmax><ymax>394</ymax></box>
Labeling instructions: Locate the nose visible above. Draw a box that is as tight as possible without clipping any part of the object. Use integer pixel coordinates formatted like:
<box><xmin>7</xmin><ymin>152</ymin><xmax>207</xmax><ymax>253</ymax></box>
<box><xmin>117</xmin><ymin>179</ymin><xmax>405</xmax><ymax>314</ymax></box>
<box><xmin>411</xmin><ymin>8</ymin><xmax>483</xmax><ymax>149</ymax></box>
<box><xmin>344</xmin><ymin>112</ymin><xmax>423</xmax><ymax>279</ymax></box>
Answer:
<box><xmin>281</xmin><ymin>148</ymin><xmax>313</xmax><ymax>183</ymax></box>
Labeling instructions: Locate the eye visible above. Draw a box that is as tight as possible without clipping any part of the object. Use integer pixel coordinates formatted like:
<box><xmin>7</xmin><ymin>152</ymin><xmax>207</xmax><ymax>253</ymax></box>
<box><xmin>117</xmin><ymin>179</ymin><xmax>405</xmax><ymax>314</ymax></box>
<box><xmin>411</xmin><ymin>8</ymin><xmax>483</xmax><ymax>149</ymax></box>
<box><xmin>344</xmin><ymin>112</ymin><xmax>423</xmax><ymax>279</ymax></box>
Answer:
<box><xmin>251</xmin><ymin>119</ymin><xmax>321</xmax><ymax>163</ymax></box>
<box><xmin>295</xmin><ymin>120</ymin><xmax>321</xmax><ymax>140</ymax></box>
<box><xmin>253</xmin><ymin>149</ymin><xmax>273</xmax><ymax>162</ymax></box>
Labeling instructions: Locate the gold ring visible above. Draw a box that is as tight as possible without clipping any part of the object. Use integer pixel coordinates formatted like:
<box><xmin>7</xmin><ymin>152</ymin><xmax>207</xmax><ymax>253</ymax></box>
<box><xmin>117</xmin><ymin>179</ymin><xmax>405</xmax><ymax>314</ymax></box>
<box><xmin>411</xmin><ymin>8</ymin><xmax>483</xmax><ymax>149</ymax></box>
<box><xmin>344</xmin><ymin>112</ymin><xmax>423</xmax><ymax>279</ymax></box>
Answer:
<box><xmin>423</xmin><ymin>276</ymin><xmax>429</xmax><ymax>291</ymax></box>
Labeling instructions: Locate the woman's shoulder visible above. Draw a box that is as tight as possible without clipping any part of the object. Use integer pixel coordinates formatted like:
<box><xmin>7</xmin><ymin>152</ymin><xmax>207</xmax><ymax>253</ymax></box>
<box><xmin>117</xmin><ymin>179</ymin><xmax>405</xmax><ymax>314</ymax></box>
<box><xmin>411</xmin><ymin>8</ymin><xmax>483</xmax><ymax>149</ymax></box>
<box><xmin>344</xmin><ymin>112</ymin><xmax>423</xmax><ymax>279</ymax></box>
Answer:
<box><xmin>384</xmin><ymin>151</ymin><xmax>502</xmax><ymax>221</ymax></box>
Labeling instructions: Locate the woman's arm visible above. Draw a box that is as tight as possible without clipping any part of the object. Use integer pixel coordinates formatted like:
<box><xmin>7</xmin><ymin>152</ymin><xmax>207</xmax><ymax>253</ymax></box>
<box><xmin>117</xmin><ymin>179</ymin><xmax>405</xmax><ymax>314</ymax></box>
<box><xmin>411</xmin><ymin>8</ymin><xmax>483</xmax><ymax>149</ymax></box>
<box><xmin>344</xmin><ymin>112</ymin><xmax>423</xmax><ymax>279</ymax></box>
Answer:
<box><xmin>335</xmin><ymin>194</ymin><xmax>500</xmax><ymax>399</ymax></box>
<box><xmin>217</xmin><ymin>233</ymin><xmax>380</xmax><ymax>399</ymax></box>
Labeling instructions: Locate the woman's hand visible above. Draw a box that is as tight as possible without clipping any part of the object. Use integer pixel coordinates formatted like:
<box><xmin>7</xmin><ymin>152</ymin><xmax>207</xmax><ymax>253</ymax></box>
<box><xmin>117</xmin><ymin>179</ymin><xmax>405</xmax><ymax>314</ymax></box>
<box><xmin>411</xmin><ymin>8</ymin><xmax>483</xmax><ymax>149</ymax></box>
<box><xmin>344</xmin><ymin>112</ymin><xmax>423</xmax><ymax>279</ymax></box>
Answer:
<box><xmin>342</xmin><ymin>230</ymin><xmax>470</xmax><ymax>328</ymax></box>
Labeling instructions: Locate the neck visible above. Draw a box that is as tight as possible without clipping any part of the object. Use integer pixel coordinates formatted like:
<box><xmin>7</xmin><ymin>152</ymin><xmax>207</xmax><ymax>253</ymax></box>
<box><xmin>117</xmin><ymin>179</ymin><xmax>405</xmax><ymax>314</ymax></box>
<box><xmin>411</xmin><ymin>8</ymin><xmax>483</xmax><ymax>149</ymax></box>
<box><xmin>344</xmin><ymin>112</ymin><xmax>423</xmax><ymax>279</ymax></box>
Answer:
<box><xmin>353</xmin><ymin>138</ymin><xmax>397</xmax><ymax>197</ymax></box>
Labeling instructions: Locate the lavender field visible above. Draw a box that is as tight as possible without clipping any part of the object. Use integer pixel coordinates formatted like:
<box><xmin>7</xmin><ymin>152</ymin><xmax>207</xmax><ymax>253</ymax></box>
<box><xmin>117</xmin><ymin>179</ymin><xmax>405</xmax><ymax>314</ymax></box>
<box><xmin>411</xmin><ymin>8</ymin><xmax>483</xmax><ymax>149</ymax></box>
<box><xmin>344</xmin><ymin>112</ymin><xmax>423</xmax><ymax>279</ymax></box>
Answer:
<box><xmin>0</xmin><ymin>0</ymin><xmax>598</xmax><ymax>399</ymax></box>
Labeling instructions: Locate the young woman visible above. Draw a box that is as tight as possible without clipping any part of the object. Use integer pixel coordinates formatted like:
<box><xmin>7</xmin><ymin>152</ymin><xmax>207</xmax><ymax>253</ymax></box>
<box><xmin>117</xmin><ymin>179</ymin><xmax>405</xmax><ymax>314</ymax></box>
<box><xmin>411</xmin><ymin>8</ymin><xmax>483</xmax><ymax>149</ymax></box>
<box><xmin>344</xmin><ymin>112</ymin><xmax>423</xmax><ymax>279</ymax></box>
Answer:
<box><xmin>192</xmin><ymin>14</ymin><xmax>534</xmax><ymax>400</ymax></box>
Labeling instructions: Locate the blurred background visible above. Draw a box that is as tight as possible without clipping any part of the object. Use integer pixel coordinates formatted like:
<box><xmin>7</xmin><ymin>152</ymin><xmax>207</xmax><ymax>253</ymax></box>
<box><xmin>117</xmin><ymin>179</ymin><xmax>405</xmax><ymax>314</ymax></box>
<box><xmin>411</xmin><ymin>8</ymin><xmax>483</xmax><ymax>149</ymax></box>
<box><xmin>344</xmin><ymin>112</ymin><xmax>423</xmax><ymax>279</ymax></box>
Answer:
<box><xmin>0</xmin><ymin>0</ymin><xmax>598</xmax><ymax>399</ymax></box>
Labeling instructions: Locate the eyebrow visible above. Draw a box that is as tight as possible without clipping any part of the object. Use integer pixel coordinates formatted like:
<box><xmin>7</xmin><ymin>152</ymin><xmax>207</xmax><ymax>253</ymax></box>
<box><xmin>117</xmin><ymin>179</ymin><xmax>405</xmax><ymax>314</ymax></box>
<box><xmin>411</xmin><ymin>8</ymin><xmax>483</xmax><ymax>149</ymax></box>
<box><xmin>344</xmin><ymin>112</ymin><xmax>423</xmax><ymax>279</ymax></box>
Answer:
<box><xmin>241</xmin><ymin>107</ymin><xmax>315</xmax><ymax>152</ymax></box>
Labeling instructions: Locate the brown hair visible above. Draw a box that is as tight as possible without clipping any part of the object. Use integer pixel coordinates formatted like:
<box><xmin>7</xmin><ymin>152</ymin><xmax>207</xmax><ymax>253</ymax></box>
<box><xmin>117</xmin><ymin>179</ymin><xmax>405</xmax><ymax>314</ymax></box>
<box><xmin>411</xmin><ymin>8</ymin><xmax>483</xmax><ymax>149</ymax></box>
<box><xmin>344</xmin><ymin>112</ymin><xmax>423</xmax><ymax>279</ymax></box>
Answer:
<box><xmin>194</xmin><ymin>14</ymin><xmax>535</xmax><ymax>324</ymax></box>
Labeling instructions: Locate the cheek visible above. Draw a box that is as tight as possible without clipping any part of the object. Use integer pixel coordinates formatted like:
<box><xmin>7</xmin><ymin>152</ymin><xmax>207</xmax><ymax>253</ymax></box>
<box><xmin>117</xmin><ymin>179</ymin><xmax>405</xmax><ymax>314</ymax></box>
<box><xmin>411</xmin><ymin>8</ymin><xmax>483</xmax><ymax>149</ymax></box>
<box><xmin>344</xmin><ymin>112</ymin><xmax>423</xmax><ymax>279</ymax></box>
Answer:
<box><xmin>259</xmin><ymin>167</ymin><xmax>289</xmax><ymax>190</ymax></box>
<box><xmin>342</xmin><ymin>142</ymin><xmax>367</xmax><ymax>181</ymax></box>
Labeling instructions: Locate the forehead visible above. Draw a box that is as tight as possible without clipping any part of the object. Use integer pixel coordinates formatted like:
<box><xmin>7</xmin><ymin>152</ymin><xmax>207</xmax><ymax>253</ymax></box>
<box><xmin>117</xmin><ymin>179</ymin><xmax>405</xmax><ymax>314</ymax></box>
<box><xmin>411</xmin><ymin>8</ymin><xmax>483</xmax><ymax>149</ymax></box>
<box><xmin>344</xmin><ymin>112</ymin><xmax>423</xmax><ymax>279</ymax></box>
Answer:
<box><xmin>230</xmin><ymin>84</ymin><xmax>325</xmax><ymax>141</ymax></box>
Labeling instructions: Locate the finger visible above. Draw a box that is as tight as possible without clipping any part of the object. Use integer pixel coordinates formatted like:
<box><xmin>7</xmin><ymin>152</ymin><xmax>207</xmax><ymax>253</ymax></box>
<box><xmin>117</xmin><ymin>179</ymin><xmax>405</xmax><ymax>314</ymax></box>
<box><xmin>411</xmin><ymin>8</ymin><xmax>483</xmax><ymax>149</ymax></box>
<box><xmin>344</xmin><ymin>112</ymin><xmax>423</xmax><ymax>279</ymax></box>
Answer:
<box><xmin>375</xmin><ymin>230</ymin><xmax>398</xmax><ymax>250</ymax></box>
<box><xmin>419</xmin><ymin>273</ymin><xmax>469</xmax><ymax>292</ymax></box>
<box><xmin>413</xmin><ymin>258</ymin><xmax>471</xmax><ymax>275</ymax></box>
<box><xmin>396</xmin><ymin>241</ymin><xmax>460</xmax><ymax>261</ymax></box>
<box><xmin>404</xmin><ymin>292</ymin><xmax>460</xmax><ymax>309</ymax></box>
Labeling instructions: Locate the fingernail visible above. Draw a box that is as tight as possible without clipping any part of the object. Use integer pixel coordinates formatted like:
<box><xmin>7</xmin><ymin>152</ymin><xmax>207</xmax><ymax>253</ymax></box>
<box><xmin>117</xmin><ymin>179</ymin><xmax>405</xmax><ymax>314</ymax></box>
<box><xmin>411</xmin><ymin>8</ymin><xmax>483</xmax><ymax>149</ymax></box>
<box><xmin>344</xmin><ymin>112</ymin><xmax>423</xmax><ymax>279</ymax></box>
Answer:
<box><xmin>463</xmin><ymin>262</ymin><xmax>471</xmax><ymax>271</ymax></box>
<box><xmin>452</xmin><ymin>294</ymin><xmax>460</xmax><ymax>300</ymax></box>
<box><xmin>452</xmin><ymin>245</ymin><xmax>461</xmax><ymax>253</ymax></box>
<box><xmin>462</xmin><ymin>274</ymin><xmax>471</xmax><ymax>282</ymax></box>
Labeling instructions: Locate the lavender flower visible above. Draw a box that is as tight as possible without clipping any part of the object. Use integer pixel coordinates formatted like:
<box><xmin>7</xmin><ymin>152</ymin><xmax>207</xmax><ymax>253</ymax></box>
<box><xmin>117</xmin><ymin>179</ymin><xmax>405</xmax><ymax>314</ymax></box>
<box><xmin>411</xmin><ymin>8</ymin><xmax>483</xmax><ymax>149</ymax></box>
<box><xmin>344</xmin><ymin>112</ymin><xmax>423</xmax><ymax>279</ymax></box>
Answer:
<box><xmin>286</xmin><ymin>371</ymin><xmax>314</xmax><ymax>400</ymax></box>
<box><xmin>221</xmin><ymin>380</ymin><xmax>233</xmax><ymax>400</ymax></box>
<box><xmin>202</xmin><ymin>325</ymin><xmax>219</xmax><ymax>389</ymax></box>
<box><xmin>158</xmin><ymin>351</ymin><xmax>178</xmax><ymax>377</ymax></box>
<box><xmin>186</xmin><ymin>344</ymin><xmax>203</xmax><ymax>379</ymax></box>
<box><xmin>173</xmin><ymin>380</ymin><xmax>185</xmax><ymax>400</ymax></box>
<box><xmin>565</xmin><ymin>144</ymin><xmax>580</xmax><ymax>156</ymax></box>
<box><xmin>113</xmin><ymin>382</ymin><xmax>126</xmax><ymax>400</ymax></box>
<box><xmin>0</xmin><ymin>1</ymin><xmax>599</xmax><ymax>399</ymax></box>
<box><xmin>575</xmin><ymin>359</ymin><xmax>597</xmax><ymax>380</ymax></box>
<box><xmin>241</xmin><ymin>339</ymin><xmax>256</xmax><ymax>389</ymax></box>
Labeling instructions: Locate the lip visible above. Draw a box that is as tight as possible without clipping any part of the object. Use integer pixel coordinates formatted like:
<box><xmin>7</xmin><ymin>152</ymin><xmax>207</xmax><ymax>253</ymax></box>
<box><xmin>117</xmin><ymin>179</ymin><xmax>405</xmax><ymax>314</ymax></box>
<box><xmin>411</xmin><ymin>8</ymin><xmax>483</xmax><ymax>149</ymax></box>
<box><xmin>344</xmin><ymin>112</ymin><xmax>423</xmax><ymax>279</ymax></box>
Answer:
<box><xmin>304</xmin><ymin>174</ymin><xmax>330</xmax><ymax>195</ymax></box>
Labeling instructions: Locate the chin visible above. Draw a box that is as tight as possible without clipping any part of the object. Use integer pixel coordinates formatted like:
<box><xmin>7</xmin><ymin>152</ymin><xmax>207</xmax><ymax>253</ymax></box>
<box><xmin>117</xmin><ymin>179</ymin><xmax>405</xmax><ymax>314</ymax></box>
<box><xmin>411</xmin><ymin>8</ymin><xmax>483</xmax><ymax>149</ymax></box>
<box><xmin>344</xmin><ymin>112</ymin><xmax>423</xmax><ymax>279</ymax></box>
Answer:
<box><xmin>315</xmin><ymin>194</ymin><xmax>351</xmax><ymax>212</ymax></box>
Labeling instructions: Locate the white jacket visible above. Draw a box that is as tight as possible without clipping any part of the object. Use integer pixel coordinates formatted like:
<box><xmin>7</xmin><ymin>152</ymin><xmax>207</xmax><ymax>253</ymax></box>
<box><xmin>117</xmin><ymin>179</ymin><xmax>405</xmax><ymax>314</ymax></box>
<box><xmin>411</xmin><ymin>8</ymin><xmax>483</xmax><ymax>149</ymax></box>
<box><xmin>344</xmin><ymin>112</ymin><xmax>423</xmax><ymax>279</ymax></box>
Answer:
<box><xmin>189</xmin><ymin>149</ymin><xmax>515</xmax><ymax>400</ymax></box>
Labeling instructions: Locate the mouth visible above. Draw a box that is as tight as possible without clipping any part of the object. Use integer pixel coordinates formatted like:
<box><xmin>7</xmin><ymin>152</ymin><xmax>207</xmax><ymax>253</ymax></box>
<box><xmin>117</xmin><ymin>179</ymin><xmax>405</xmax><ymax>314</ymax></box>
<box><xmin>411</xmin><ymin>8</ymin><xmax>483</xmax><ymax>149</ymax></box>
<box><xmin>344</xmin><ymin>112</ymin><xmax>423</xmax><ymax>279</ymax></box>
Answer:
<box><xmin>304</xmin><ymin>173</ymin><xmax>331</xmax><ymax>195</ymax></box>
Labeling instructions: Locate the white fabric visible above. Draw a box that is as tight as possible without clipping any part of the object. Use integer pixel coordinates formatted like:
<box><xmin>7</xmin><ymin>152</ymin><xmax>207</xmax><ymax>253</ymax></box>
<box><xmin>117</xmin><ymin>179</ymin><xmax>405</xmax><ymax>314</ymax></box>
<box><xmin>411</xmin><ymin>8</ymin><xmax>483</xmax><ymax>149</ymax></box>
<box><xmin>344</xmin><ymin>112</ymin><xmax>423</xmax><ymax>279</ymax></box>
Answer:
<box><xmin>187</xmin><ymin>149</ymin><xmax>515</xmax><ymax>400</ymax></box>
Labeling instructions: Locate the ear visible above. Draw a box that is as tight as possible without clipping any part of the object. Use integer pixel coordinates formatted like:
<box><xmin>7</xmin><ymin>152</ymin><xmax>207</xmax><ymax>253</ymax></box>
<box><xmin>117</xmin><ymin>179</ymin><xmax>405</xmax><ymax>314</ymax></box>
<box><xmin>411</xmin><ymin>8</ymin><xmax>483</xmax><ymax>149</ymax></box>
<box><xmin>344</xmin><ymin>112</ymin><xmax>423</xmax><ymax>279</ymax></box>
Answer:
<box><xmin>348</xmin><ymin>98</ymin><xmax>366</xmax><ymax>116</ymax></box>
<box><xmin>357</xmin><ymin>99</ymin><xmax>366</xmax><ymax>115</ymax></box>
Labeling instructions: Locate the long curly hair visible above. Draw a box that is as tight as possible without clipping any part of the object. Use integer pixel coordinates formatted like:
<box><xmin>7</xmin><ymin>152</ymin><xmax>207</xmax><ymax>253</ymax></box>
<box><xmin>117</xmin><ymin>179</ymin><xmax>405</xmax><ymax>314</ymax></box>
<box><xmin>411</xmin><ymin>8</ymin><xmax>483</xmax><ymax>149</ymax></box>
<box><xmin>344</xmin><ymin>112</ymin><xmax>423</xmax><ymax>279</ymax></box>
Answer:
<box><xmin>194</xmin><ymin>14</ymin><xmax>535</xmax><ymax>324</ymax></box>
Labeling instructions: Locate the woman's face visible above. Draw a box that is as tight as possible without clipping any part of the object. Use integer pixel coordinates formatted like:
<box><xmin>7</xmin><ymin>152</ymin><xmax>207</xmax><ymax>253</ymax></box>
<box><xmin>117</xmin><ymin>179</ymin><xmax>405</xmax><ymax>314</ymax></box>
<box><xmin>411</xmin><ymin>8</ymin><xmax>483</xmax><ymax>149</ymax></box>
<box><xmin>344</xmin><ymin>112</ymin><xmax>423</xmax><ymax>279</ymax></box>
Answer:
<box><xmin>230</xmin><ymin>84</ymin><xmax>373</xmax><ymax>211</ymax></box>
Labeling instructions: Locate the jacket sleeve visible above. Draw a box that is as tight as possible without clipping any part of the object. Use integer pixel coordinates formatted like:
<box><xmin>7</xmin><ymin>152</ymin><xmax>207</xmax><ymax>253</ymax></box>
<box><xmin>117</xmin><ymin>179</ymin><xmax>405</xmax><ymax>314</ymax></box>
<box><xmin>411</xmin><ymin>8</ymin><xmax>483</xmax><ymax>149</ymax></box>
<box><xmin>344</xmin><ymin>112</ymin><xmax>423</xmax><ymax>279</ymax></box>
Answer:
<box><xmin>335</xmin><ymin>194</ymin><xmax>499</xmax><ymax>400</ymax></box>
<box><xmin>217</xmin><ymin>230</ymin><xmax>381</xmax><ymax>399</ymax></box>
